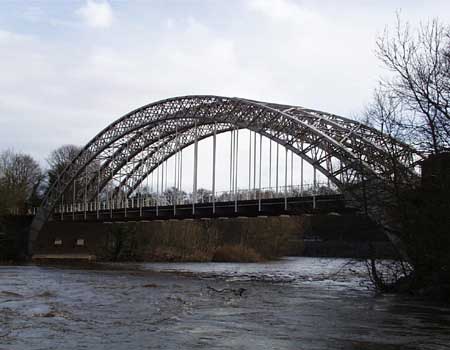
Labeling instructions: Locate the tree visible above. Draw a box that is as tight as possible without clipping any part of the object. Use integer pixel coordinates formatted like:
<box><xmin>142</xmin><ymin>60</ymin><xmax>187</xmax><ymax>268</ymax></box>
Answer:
<box><xmin>195</xmin><ymin>188</ymin><xmax>212</xmax><ymax>203</ymax></box>
<box><xmin>376</xmin><ymin>14</ymin><xmax>450</xmax><ymax>153</ymax></box>
<box><xmin>0</xmin><ymin>150</ymin><xmax>43</xmax><ymax>215</ymax></box>
<box><xmin>45</xmin><ymin>144</ymin><xmax>96</xmax><ymax>203</ymax></box>
<box><xmin>363</xmin><ymin>15</ymin><xmax>450</xmax><ymax>297</ymax></box>
<box><xmin>163</xmin><ymin>187</ymin><xmax>187</xmax><ymax>204</ymax></box>
<box><xmin>46</xmin><ymin>144</ymin><xmax>81</xmax><ymax>189</ymax></box>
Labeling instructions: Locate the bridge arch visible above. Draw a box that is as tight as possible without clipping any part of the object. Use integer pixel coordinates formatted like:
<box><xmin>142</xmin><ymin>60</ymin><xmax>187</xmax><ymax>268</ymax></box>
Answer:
<box><xmin>29</xmin><ymin>95</ymin><xmax>423</xmax><ymax>251</ymax></box>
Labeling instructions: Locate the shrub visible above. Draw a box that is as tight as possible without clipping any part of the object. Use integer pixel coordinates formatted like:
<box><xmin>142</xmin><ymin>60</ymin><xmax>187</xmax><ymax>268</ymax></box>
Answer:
<box><xmin>212</xmin><ymin>244</ymin><xmax>263</xmax><ymax>262</ymax></box>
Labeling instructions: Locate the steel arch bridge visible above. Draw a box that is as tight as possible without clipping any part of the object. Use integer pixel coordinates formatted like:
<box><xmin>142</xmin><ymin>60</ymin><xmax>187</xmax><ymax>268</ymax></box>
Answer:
<box><xmin>29</xmin><ymin>95</ymin><xmax>423</xmax><ymax>251</ymax></box>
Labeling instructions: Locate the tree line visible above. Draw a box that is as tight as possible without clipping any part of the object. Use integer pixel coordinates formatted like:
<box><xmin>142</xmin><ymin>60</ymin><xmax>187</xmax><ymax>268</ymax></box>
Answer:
<box><xmin>0</xmin><ymin>145</ymin><xmax>81</xmax><ymax>216</ymax></box>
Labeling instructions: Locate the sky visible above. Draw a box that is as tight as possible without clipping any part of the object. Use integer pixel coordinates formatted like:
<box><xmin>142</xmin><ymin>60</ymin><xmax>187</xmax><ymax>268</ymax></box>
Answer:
<box><xmin>0</xmin><ymin>0</ymin><xmax>449</xmax><ymax>191</ymax></box>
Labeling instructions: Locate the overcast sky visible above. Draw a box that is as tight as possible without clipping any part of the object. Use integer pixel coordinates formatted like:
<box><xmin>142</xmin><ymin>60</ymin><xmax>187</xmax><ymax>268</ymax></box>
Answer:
<box><xmin>1</xmin><ymin>0</ymin><xmax>449</xmax><ymax>170</ymax></box>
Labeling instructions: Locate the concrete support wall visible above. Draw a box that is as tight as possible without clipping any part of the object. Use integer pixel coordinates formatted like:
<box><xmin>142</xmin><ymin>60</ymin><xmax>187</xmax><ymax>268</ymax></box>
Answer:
<box><xmin>34</xmin><ymin>216</ymin><xmax>305</xmax><ymax>262</ymax></box>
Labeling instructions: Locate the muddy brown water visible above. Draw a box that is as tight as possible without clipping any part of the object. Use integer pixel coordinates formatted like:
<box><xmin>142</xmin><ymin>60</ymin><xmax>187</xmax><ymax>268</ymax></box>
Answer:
<box><xmin>1</xmin><ymin>257</ymin><xmax>449</xmax><ymax>349</ymax></box>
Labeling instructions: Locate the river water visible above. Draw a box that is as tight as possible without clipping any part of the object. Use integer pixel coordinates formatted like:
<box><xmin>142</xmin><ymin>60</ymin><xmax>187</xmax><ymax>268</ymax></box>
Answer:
<box><xmin>1</xmin><ymin>257</ymin><xmax>449</xmax><ymax>350</ymax></box>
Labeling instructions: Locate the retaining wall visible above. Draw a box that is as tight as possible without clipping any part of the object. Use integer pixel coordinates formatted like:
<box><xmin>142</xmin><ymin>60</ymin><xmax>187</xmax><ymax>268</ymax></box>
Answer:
<box><xmin>34</xmin><ymin>215</ymin><xmax>305</xmax><ymax>261</ymax></box>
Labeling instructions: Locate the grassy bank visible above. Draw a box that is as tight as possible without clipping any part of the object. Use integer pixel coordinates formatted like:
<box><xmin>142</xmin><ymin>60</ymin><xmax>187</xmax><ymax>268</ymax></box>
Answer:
<box><xmin>37</xmin><ymin>216</ymin><xmax>305</xmax><ymax>263</ymax></box>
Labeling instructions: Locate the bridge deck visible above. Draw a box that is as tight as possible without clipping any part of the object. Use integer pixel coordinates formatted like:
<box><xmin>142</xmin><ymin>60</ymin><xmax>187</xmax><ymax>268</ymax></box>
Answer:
<box><xmin>51</xmin><ymin>194</ymin><xmax>351</xmax><ymax>222</ymax></box>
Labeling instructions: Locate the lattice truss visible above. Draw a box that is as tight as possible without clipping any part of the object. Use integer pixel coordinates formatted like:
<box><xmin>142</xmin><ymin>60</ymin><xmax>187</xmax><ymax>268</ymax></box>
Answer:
<box><xmin>40</xmin><ymin>95</ymin><xmax>424</xmax><ymax>216</ymax></box>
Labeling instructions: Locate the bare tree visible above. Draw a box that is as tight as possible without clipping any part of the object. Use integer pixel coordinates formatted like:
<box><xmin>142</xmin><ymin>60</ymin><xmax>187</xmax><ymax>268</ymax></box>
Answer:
<box><xmin>163</xmin><ymin>187</ymin><xmax>187</xmax><ymax>204</ymax></box>
<box><xmin>0</xmin><ymin>150</ymin><xmax>43</xmax><ymax>215</ymax></box>
<box><xmin>47</xmin><ymin>145</ymin><xmax>81</xmax><ymax>184</ymax></box>
<box><xmin>363</xmin><ymin>15</ymin><xmax>450</xmax><ymax>294</ymax></box>
<box><xmin>196</xmin><ymin>188</ymin><xmax>213</xmax><ymax>203</ymax></box>
<box><xmin>46</xmin><ymin>144</ymin><xmax>81</xmax><ymax>200</ymax></box>
<box><xmin>376</xmin><ymin>14</ymin><xmax>450</xmax><ymax>153</ymax></box>
<box><xmin>363</xmin><ymin>90</ymin><xmax>414</xmax><ymax>288</ymax></box>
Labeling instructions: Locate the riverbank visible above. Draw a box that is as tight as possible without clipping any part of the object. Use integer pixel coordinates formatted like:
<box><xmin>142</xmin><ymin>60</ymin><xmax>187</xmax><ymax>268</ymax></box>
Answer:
<box><xmin>32</xmin><ymin>213</ymin><xmax>392</xmax><ymax>263</ymax></box>
<box><xmin>34</xmin><ymin>216</ymin><xmax>305</xmax><ymax>262</ymax></box>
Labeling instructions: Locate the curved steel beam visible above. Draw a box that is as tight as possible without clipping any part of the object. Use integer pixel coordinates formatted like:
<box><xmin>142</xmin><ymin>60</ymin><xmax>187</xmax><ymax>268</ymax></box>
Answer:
<box><xmin>101</xmin><ymin>101</ymin><xmax>375</xmax><ymax>198</ymax></box>
<box><xmin>76</xmin><ymin>97</ymin><xmax>417</xmax><ymax>203</ymax></box>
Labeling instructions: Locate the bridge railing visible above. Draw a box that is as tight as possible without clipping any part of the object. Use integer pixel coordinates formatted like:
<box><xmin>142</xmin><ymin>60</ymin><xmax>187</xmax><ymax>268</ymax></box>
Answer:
<box><xmin>48</xmin><ymin>182</ymin><xmax>339</xmax><ymax>215</ymax></box>
<box><xmin>1</xmin><ymin>207</ymin><xmax>37</xmax><ymax>216</ymax></box>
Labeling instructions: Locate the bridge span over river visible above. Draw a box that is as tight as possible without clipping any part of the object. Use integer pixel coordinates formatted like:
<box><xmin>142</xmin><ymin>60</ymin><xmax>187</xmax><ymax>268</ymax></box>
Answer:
<box><xmin>50</xmin><ymin>192</ymin><xmax>348</xmax><ymax>222</ymax></box>
<box><xmin>29</xmin><ymin>95</ymin><xmax>423</xmax><ymax>253</ymax></box>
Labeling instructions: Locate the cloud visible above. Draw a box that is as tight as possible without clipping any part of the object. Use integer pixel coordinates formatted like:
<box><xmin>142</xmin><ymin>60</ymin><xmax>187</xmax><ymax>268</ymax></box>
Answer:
<box><xmin>22</xmin><ymin>6</ymin><xmax>45</xmax><ymax>23</ymax></box>
<box><xmin>76</xmin><ymin>0</ymin><xmax>113</xmax><ymax>28</ymax></box>
<box><xmin>0</xmin><ymin>6</ymin><xmax>376</xmax><ymax>166</ymax></box>
<box><xmin>0</xmin><ymin>29</ymin><xmax>33</xmax><ymax>43</ymax></box>
<box><xmin>247</xmin><ymin>0</ymin><xmax>320</xmax><ymax>24</ymax></box>
<box><xmin>2</xmin><ymin>0</ymin><xmax>450</xmax><ymax>174</ymax></box>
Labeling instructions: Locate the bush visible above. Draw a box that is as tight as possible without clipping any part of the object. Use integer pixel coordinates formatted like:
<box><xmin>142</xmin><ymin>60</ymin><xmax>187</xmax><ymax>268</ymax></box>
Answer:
<box><xmin>101</xmin><ymin>223</ymin><xmax>143</xmax><ymax>262</ymax></box>
<box><xmin>212</xmin><ymin>244</ymin><xmax>263</xmax><ymax>262</ymax></box>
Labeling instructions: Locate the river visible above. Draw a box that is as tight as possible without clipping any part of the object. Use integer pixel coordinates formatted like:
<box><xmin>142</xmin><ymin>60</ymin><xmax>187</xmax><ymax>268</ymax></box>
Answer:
<box><xmin>1</xmin><ymin>257</ymin><xmax>449</xmax><ymax>349</ymax></box>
